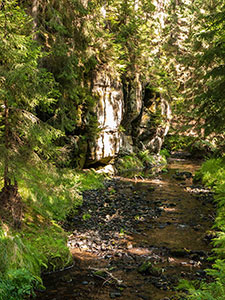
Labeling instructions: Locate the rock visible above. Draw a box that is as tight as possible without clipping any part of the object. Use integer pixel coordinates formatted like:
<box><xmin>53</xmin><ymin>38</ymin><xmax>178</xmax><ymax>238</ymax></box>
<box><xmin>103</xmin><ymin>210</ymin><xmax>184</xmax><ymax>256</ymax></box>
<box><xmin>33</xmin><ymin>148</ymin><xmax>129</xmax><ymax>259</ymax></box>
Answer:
<box><xmin>147</xmin><ymin>186</ymin><xmax>155</xmax><ymax>192</ymax></box>
<box><xmin>61</xmin><ymin>275</ymin><xmax>72</xmax><ymax>283</ymax></box>
<box><xmin>120</xmin><ymin>134</ymin><xmax>134</xmax><ymax>154</ymax></box>
<box><xmin>138</xmin><ymin>295</ymin><xmax>149</xmax><ymax>300</ymax></box>
<box><xmin>170</xmin><ymin>248</ymin><xmax>190</xmax><ymax>258</ymax></box>
<box><xmin>138</xmin><ymin>261</ymin><xmax>161</xmax><ymax>276</ymax></box>
<box><xmin>158</xmin><ymin>224</ymin><xmax>166</xmax><ymax>229</ymax></box>
<box><xmin>190</xmin><ymin>250</ymin><xmax>208</xmax><ymax>260</ymax></box>
<box><xmin>110</xmin><ymin>291</ymin><xmax>122</xmax><ymax>298</ymax></box>
<box><xmin>171</xmin><ymin>151</ymin><xmax>191</xmax><ymax>158</ymax></box>
<box><xmin>196</xmin><ymin>270</ymin><xmax>206</xmax><ymax>277</ymax></box>
<box><xmin>87</xmin><ymin>65</ymin><xmax>172</xmax><ymax>164</ymax></box>
<box><xmin>96</xmin><ymin>164</ymin><xmax>116</xmax><ymax>175</ymax></box>
<box><xmin>127</xmin><ymin>243</ymin><xmax>133</xmax><ymax>249</ymax></box>
<box><xmin>173</xmin><ymin>171</ymin><xmax>193</xmax><ymax>180</ymax></box>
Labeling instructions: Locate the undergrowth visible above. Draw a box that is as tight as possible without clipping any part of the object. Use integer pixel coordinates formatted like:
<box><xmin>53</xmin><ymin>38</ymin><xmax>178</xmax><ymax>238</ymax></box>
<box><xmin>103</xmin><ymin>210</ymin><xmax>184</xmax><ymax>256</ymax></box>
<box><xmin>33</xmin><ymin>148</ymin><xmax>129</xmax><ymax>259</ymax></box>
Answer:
<box><xmin>0</xmin><ymin>164</ymin><xmax>104</xmax><ymax>300</ymax></box>
<box><xmin>164</xmin><ymin>134</ymin><xmax>216</xmax><ymax>157</ymax></box>
<box><xmin>115</xmin><ymin>150</ymin><xmax>167</xmax><ymax>175</ymax></box>
<box><xmin>178</xmin><ymin>156</ymin><xmax>225</xmax><ymax>299</ymax></box>
<box><xmin>115</xmin><ymin>154</ymin><xmax>144</xmax><ymax>173</ymax></box>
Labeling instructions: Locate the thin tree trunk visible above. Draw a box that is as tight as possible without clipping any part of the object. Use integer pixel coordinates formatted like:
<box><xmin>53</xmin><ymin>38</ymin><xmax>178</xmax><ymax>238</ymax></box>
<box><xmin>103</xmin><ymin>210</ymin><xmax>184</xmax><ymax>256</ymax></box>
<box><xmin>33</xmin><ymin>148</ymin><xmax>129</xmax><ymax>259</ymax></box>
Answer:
<box><xmin>3</xmin><ymin>6</ymin><xmax>10</xmax><ymax>188</ymax></box>
<box><xmin>4</xmin><ymin>98</ymin><xmax>10</xmax><ymax>187</ymax></box>
<box><xmin>32</xmin><ymin>0</ymin><xmax>39</xmax><ymax>39</ymax></box>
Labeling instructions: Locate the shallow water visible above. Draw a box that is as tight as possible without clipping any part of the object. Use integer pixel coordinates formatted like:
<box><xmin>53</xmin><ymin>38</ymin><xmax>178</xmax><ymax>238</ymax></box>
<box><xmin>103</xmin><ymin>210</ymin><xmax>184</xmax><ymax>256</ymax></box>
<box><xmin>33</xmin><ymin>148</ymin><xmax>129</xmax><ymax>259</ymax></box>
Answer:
<box><xmin>35</xmin><ymin>158</ymin><xmax>214</xmax><ymax>300</ymax></box>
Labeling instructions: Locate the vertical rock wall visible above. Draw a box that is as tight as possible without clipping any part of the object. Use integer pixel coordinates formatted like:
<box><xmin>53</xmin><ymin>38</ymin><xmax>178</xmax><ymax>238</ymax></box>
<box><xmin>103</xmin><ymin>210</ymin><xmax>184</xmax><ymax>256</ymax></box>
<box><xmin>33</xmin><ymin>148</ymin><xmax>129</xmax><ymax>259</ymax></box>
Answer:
<box><xmin>87</xmin><ymin>66</ymin><xmax>171</xmax><ymax>165</ymax></box>
<box><xmin>87</xmin><ymin>66</ymin><xmax>123</xmax><ymax>164</ymax></box>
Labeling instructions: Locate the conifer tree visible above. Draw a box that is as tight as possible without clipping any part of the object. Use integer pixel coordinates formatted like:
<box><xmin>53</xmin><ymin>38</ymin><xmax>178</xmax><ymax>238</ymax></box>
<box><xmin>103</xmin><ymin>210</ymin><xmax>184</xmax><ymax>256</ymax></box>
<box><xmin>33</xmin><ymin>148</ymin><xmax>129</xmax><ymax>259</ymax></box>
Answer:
<box><xmin>0</xmin><ymin>0</ymin><xmax>58</xmax><ymax>224</ymax></box>
<box><xmin>191</xmin><ymin>1</ymin><xmax>225</xmax><ymax>137</ymax></box>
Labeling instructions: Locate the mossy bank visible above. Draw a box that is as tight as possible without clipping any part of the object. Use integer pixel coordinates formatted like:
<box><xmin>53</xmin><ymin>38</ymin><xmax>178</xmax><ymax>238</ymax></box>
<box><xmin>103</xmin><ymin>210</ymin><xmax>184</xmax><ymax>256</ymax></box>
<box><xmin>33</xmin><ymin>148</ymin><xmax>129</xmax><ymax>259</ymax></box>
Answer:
<box><xmin>0</xmin><ymin>166</ymin><xmax>103</xmax><ymax>300</ymax></box>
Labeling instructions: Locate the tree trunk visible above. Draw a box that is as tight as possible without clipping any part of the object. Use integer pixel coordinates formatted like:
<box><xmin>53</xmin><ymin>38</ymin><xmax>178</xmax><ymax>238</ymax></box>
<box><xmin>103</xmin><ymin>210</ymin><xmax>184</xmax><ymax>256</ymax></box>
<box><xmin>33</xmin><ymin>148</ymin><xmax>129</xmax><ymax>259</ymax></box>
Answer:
<box><xmin>32</xmin><ymin>0</ymin><xmax>39</xmax><ymax>38</ymax></box>
<box><xmin>4</xmin><ymin>98</ymin><xmax>10</xmax><ymax>187</ymax></box>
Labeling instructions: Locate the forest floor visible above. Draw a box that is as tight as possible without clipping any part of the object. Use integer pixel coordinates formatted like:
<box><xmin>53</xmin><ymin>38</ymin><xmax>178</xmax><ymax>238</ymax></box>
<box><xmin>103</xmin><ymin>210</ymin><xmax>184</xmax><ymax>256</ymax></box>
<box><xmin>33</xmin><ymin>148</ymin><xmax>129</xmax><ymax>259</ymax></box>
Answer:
<box><xmin>35</xmin><ymin>157</ymin><xmax>215</xmax><ymax>300</ymax></box>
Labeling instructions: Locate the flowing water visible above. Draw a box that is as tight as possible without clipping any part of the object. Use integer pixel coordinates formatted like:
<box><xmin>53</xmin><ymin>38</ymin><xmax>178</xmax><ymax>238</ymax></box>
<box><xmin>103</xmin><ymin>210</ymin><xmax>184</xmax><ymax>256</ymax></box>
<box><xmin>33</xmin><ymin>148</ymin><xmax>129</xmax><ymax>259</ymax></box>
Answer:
<box><xmin>35</xmin><ymin>158</ymin><xmax>214</xmax><ymax>300</ymax></box>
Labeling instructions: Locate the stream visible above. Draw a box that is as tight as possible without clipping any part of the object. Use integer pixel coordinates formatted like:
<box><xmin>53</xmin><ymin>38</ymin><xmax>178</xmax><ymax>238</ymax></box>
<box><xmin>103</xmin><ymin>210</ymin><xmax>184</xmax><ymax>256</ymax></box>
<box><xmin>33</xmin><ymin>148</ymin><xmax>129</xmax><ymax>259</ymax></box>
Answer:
<box><xmin>35</xmin><ymin>157</ymin><xmax>214</xmax><ymax>300</ymax></box>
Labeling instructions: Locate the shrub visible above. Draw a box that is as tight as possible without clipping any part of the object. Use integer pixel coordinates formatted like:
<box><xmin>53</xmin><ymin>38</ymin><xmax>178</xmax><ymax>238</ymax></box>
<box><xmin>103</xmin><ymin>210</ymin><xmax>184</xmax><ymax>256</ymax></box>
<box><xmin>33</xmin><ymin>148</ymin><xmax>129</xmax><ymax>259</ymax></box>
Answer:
<box><xmin>180</xmin><ymin>157</ymin><xmax>225</xmax><ymax>299</ymax></box>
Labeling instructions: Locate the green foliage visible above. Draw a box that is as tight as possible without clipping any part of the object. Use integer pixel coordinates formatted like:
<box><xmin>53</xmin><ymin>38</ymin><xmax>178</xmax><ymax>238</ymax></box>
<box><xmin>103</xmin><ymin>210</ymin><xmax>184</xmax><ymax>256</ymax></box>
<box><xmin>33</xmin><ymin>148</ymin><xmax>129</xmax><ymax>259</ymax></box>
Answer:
<box><xmin>18</xmin><ymin>163</ymin><xmax>103</xmax><ymax>222</ymax></box>
<box><xmin>0</xmin><ymin>230</ymin><xmax>43</xmax><ymax>277</ymax></box>
<box><xmin>0</xmin><ymin>165</ymin><xmax>104</xmax><ymax>298</ymax></box>
<box><xmin>183</xmin><ymin>157</ymin><xmax>225</xmax><ymax>299</ymax></box>
<box><xmin>172</xmin><ymin>0</ymin><xmax>225</xmax><ymax>151</ymax></box>
<box><xmin>177</xmin><ymin>260</ymin><xmax>225</xmax><ymax>300</ymax></box>
<box><xmin>82</xmin><ymin>213</ymin><xmax>91</xmax><ymax>221</ymax></box>
<box><xmin>0</xmin><ymin>0</ymin><xmax>61</xmax><ymax>185</ymax></box>
<box><xmin>160</xmin><ymin>148</ymin><xmax>170</xmax><ymax>158</ymax></box>
<box><xmin>164</xmin><ymin>134</ymin><xmax>216</xmax><ymax>156</ymax></box>
<box><xmin>0</xmin><ymin>227</ymin><xmax>42</xmax><ymax>300</ymax></box>
<box><xmin>116</xmin><ymin>154</ymin><xmax>144</xmax><ymax>173</ymax></box>
<box><xmin>19</xmin><ymin>165</ymin><xmax>82</xmax><ymax>221</ymax></box>
<box><xmin>115</xmin><ymin>150</ymin><xmax>167</xmax><ymax>175</ymax></box>
<box><xmin>0</xmin><ymin>220</ymin><xmax>71</xmax><ymax>298</ymax></box>
<box><xmin>191</xmin><ymin>3</ymin><xmax>225</xmax><ymax>136</ymax></box>
<box><xmin>139</xmin><ymin>150</ymin><xmax>155</xmax><ymax>165</ymax></box>
<box><xmin>24</xmin><ymin>223</ymin><xmax>72</xmax><ymax>273</ymax></box>
<box><xmin>195</xmin><ymin>158</ymin><xmax>225</xmax><ymax>187</ymax></box>
<box><xmin>138</xmin><ymin>150</ymin><xmax>167</xmax><ymax>167</ymax></box>
<box><xmin>163</xmin><ymin>135</ymin><xmax>195</xmax><ymax>152</ymax></box>
<box><xmin>0</xmin><ymin>268</ymin><xmax>38</xmax><ymax>300</ymax></box>
<box><xmin>72</xmin><ymin>169</ymin><xmax>104</xmax><ymax>191</ymax></box>
<box><xmin>36</xmin><ymin>0</ymin><xmax>100</xmax><ymax>156</ymax></box>
<box><xmin>138</xmin><ymin>150</ymin><xmax>164</xmax><ymax>167</ymax></box>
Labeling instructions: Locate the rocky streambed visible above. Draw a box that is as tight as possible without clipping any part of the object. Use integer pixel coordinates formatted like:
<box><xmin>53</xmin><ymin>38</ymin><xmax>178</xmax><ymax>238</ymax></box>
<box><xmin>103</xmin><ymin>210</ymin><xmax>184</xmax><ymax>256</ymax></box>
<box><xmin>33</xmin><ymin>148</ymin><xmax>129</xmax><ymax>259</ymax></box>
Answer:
<box><xmin>35</xmin><ymin>158</ymin><xmax>215</xmax><ymax>300</ymax></box>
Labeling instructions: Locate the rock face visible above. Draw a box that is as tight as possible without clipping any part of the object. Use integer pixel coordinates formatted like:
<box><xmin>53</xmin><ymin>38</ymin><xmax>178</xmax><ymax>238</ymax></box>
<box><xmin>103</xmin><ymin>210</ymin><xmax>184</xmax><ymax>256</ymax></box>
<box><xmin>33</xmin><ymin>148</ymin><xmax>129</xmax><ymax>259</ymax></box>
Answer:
<box><xmin>87</xmin><ymin>66</ymin><xmax>123</xmax><ymax>165</ymax></box>
<box><xmin>137</xmin><ymin>97</ymin><xmax>172</xmax><ymax>153</ymax></box>
<box><xmin>87</xmin><ymin>65</ymin><xmax>171</xmax><ymax>165</ymax></box>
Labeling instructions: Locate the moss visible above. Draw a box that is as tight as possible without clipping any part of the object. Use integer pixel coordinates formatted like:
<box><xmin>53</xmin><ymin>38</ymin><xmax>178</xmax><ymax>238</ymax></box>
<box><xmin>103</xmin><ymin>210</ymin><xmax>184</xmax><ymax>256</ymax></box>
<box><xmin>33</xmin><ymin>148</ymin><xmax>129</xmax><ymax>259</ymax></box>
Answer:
<box><xmin>138</xmin><ymin>260</ymin><xmax>161</xmax><ymax>276</ymax></box>
<box><xmin>138</xmin><ymin>150</ymin><xmax>167</xmax><ymax>168</ymax></box>
<box><xmin>115</xmin><ymin>151</ymin><xmax>168</xmax><ymax>176</ymax></box>
<box><xmin>115</xmin><ymin>154</ymin><xmax>144</xmax><ymax>174</ymax></box>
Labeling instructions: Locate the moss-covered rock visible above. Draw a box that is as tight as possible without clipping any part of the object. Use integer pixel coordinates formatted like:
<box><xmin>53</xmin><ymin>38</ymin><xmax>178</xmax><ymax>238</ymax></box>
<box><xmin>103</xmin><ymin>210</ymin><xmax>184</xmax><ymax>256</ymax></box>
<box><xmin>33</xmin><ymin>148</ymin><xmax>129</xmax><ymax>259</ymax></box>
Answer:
<box><xmin>138</xmin><ymin>261</ymin><xmax>161</xmax><ymax>276</ymax></box>
<box><xmin>115</xmin><ymin>154</ymin><xmax>144</xmax><ymax>174</ymax></box>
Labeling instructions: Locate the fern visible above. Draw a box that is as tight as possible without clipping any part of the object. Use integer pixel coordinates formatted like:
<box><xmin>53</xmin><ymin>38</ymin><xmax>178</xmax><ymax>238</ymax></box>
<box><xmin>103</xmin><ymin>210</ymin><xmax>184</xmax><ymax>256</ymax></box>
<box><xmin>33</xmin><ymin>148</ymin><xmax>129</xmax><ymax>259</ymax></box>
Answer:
<box><xmin>183</xmin><ymin>158</ymin><xmax>225</xmax><ymax>299</ymax></box>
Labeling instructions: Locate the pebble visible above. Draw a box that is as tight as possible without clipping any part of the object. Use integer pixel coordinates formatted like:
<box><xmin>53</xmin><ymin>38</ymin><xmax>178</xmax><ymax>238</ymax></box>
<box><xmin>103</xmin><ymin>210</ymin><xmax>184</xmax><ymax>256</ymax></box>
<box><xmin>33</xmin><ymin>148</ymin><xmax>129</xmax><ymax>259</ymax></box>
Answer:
<box><xmin>138</xmin><ymin>295</ymin><xmax>149</xmax><ymax>300</ymax></box>
<box><xmin>110</xmin><ymin>291</ymin><xmax>122</xmax><ymax>298</ymax></box>
<box><xmin>60</xmin><ymin>172</ymin><xmax>213</xmax><ymax>299</ymax></box>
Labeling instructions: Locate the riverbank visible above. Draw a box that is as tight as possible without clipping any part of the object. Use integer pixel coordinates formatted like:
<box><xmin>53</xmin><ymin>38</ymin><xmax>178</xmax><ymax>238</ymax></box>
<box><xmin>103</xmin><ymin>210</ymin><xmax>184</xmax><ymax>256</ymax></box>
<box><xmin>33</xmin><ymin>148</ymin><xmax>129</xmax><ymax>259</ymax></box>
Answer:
<box><xmin>179</xmin><ymin>157</ymin><xmax>225</xmax><ymax>299</ymax></box>
<box><xmin>0</xmin><ymin>151</ymin><xmax>166</xmax><ymax>300</ymax></box>
<box><xmin>0</xmin><ymin>167</ymin><xmax>104</xmax><ymax>300</ymax></box>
